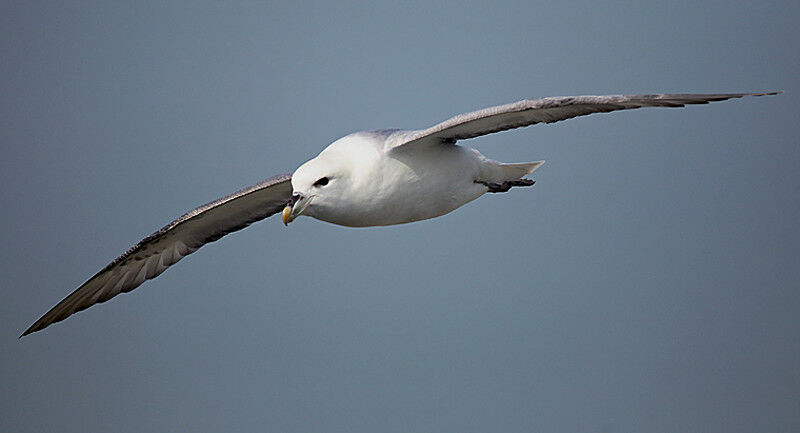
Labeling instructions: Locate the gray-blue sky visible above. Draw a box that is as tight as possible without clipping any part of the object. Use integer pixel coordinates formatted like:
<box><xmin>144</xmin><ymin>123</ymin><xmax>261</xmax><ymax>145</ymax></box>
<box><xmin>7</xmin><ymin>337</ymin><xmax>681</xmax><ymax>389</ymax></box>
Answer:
<box><xmin>2</xmin><ymin>2</ymin><xmax>798</xmax><ymax>432</ymax></box>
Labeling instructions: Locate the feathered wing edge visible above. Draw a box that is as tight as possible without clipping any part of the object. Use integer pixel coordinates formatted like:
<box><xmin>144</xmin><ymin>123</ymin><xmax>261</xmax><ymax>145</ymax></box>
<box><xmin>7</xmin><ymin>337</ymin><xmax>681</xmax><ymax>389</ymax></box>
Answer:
<box><xmin>20</xmin><ymin>174</ymin><xmax>293</xmax><ymax>337</ymax></box>
<box><xmin>388</xmin><ymin>92</ymin><xmax>781</xmax><ymax>151</ymax></box>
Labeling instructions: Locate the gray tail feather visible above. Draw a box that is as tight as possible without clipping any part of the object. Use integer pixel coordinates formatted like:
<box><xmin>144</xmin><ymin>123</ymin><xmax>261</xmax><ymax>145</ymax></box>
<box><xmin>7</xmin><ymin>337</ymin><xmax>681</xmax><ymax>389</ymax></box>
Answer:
<box><xmin>498</xmin><ymin>160</ymin><xmax>544</xmax><ymax>181</ymax></box>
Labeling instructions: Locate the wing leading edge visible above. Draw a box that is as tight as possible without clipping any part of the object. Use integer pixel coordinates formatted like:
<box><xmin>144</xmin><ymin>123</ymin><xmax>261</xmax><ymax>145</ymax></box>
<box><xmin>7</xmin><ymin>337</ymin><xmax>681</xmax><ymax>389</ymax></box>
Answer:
<box><xmin>388</xmin><ymin>92</ymin><xmax>780</xmax><ymax>151</ymax></box>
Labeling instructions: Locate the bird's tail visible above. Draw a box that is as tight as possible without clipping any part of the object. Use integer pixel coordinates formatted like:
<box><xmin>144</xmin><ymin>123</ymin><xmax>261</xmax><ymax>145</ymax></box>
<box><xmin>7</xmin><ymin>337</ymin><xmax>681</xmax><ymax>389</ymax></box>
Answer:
<box><xmin>497</xmin><ymin>160</ymin><xmax>544</xmax><ymax>181</ymax></box>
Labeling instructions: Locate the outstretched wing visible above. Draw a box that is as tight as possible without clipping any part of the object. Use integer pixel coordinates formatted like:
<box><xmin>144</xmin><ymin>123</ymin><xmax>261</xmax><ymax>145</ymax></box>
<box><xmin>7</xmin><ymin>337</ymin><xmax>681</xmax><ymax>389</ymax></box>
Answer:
<box><xmin>21</xmin><ymin>174</ymin><xmax>293</xmax><ymax>337</ymax></box>
<box><xmin>388</xmin><ymin>92</ymin><xmax>780</xmax><ymax>151</ymax></box>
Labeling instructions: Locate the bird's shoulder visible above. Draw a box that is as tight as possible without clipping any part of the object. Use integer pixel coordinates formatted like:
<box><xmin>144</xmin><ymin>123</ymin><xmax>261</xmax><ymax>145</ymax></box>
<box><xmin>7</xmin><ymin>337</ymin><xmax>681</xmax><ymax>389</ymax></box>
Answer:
<box><xmin>330</xmin><ymin>129</ymin><xmax>420</xmax><ymax>154</ymax></box>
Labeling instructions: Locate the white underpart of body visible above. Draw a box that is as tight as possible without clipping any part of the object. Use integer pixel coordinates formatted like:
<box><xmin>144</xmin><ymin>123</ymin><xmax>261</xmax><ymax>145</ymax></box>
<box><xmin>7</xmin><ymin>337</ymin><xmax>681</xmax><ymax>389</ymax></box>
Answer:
<box><xmin>291</xmin><ymin>132</ymin><xmax>543</xmax><ymax>227</ymax></box>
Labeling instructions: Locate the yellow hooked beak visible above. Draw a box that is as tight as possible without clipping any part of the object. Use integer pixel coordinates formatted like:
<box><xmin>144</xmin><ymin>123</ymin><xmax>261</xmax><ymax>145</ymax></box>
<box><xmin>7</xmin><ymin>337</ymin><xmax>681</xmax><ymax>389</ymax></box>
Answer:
<box><xmin>282</xmin><ymin>193</ymin><xmax>312</xmax><ymax>226</ymax></box>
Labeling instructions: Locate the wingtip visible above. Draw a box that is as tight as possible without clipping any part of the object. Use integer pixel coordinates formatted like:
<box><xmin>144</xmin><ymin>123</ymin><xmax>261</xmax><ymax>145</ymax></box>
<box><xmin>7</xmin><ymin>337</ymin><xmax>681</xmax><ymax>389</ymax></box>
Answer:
<box><xmin>19</xmin><ymin>325</ymin><xmax>37</xmax><ymax>339</ymax></box>
<box><xmin>753</xmin><ymin>91</ymin><xmax>782</xmax><ymax>96</ymax></box>
<box><xmin>19</xmin><ymin>319</ymin><xmax>45</xmax><ymax>338</ymax></box>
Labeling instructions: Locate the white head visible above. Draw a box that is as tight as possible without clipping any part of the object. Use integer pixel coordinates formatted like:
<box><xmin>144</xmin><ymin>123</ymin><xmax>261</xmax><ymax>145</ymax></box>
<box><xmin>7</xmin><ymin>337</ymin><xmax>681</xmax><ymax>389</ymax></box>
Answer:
<box><xmin>282</xmin><ymin>133</ymin><xmax>381</xmax><ymax>226</ymax></box>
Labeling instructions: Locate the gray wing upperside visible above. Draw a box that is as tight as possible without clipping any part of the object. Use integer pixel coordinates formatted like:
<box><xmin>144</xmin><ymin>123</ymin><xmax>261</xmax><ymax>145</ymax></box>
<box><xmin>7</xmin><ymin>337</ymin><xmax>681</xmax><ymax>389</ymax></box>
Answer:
<box><xmin>387</xmin><ymin>92</ymin><xmax>780</xmax><ymax>151</ymax></box>
<box><xmin>20</xmin><ymin>174</ymin><xmax>293</xmax><ymax>337</ymax></box>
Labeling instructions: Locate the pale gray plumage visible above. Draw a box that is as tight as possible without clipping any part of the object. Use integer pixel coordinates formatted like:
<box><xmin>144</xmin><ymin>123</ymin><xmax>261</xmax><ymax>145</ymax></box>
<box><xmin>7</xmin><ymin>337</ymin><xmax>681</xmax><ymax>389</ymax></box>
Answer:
<box><xmin>385</xmin><ymin>93</ymin><xmax>780</xmax><ymax>150</ymax></box>
<box><xmin>21</xmin><ymin>92</ymin><xmax>778</xmax><ymax>337</ymax></box>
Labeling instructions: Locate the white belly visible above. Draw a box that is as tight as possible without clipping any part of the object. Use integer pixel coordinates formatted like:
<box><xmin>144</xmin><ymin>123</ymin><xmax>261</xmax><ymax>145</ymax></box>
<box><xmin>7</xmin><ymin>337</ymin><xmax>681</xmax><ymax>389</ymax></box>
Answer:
<box><xmin>311</xmin><ymin>144</ymin><xmax>489</xmax><ymax>227</ymax></box>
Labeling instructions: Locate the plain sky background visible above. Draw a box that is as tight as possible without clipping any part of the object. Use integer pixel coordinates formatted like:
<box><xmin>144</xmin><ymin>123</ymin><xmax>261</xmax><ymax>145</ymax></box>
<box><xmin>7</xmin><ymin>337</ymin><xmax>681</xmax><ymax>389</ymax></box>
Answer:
<box><xmin>2</xmin><ymin>2</ymin><xmax>798</xmax><ymax>432</ymax></box>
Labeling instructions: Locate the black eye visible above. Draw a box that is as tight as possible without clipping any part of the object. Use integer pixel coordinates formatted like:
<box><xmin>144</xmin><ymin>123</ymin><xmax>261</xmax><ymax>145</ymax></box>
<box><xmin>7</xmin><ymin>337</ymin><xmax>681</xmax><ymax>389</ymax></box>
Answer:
<box><xmin>313</xmin><ymin>177</ymin><xmax>329</xmax><ymax>187</ymax></box>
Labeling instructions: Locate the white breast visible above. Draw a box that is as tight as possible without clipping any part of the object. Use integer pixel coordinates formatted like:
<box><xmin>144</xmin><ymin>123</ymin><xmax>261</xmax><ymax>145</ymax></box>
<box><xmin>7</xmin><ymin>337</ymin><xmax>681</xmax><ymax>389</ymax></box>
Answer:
<box><xmin>313</xmin><ymin>138</ymin><xmax>489</xmax><ymax>227</ymax></box>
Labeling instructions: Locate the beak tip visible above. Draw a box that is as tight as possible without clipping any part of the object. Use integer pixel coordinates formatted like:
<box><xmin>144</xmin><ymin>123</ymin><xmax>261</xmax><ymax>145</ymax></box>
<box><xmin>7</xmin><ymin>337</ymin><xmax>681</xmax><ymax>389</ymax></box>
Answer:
<box><xmin>281</xmin><ymin>206</ymin><xmax>292</xmax><ymax>226</ymax></box>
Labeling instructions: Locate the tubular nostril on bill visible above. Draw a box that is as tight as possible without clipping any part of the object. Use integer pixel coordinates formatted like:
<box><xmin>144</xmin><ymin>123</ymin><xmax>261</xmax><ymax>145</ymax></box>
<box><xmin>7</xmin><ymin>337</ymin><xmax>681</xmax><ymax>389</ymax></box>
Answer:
<box><xmin>291</xmin><ymin>193</ymin><xmax>301</xmax><ymax>205</ymax></box>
